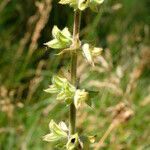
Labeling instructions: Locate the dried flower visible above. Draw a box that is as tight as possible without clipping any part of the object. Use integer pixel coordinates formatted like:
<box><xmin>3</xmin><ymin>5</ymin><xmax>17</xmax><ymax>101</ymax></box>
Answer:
<box><xmin>74</xmin><ymin>89</ymin><xmax>89</xmax><ymax>109</ymax></box>
<box><xmin>82</xmin><ymin>43</ymin><xmax>102</xmax><ymax>66</ymax></box>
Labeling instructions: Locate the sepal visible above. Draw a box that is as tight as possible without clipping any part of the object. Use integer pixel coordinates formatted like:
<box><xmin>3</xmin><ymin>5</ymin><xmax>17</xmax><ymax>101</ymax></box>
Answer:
<box><xmin>44</xmin><ymin>76</ymin><xmax>75</xmax><ymax>104</ymax></box>
<box><xmin>78</xmin><ymin>0</ymin><xmax>89</xmax><ymax>10</ymax></box>
<box><xmin>82</xmin><ymin>43</ymin><xmax>102</xmax><ymax>66</ymax></box>
<box><xmin>43</xmin><ymin>120</ymin><xmax>68</xmax><ymax>142</ymax></box>
<box><xmin>44</xmin><ymin>85</ymin><xmax>58</xmax><ymax>93</ymax></box>
<box><xmin>59</xmin><ymin>0</ymin><xmax>77</xmax><ymax>9</ymax></box>
<box><xmin>59</xmin><ymin>0</ymin><xmax>105</xmax><ymax>11</ymax></box>
<box><xmin>74</xmin><ymin>89</ymin><xmax>89</xmax><ymax>109</ymax></box>
<box><xmin>66</xmin><ymin>133</ymin><xmax>83</xmax><ymax>150</ymax></box>
<box><xmin>44</xmin><ymin>26</ymin><xmax>72</xmax><ymax>49</ymax></box>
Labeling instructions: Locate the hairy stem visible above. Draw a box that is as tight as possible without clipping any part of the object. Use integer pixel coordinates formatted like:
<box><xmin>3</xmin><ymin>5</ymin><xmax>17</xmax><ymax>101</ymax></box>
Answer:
<box><xmin>69</xmin><ymin>10</ymin><xmax>81</xmax><ymax>135</ymax></box>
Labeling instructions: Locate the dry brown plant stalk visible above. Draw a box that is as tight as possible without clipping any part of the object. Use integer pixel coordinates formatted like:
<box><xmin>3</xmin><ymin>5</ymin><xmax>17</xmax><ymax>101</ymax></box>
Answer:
<box><xmin>95</xmin><ymin>102</ymin><xmax>134</xmax><ymax>149</ymax></box>
<box><xmin>28</xmin><ymin>0</ymin><xmax>52</xmax><ymax>58</ymax></box>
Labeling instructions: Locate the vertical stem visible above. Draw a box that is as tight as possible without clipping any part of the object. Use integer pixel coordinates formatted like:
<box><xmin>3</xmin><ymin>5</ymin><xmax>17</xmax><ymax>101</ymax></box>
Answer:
<box><xmin>69</xmin><ymin>10</ymin><xmax>81</xmax><ymax>135</ymax></box>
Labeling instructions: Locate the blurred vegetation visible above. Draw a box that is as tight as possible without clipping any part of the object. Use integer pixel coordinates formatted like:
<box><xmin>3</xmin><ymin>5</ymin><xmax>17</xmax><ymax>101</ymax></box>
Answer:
<box><xmin>0</xmin><ymin>0</ymin><xmax>150</xmax><ymax>149</ymax></box>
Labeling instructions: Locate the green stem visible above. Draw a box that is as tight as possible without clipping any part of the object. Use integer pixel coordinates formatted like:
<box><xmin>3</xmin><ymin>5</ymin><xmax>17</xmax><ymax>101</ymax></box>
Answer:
<box><xmin>69</xmin><ymin>10</ymin><xmax>81</xmax><ymax>135</ymax></box>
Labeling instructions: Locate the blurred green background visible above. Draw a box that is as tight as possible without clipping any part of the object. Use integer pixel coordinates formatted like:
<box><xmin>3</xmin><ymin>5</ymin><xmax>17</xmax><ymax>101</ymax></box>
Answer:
<box><xmin>0</xmin><ymin>0</ymin><xmax>150</xmax><ymax>149</ymax></box>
